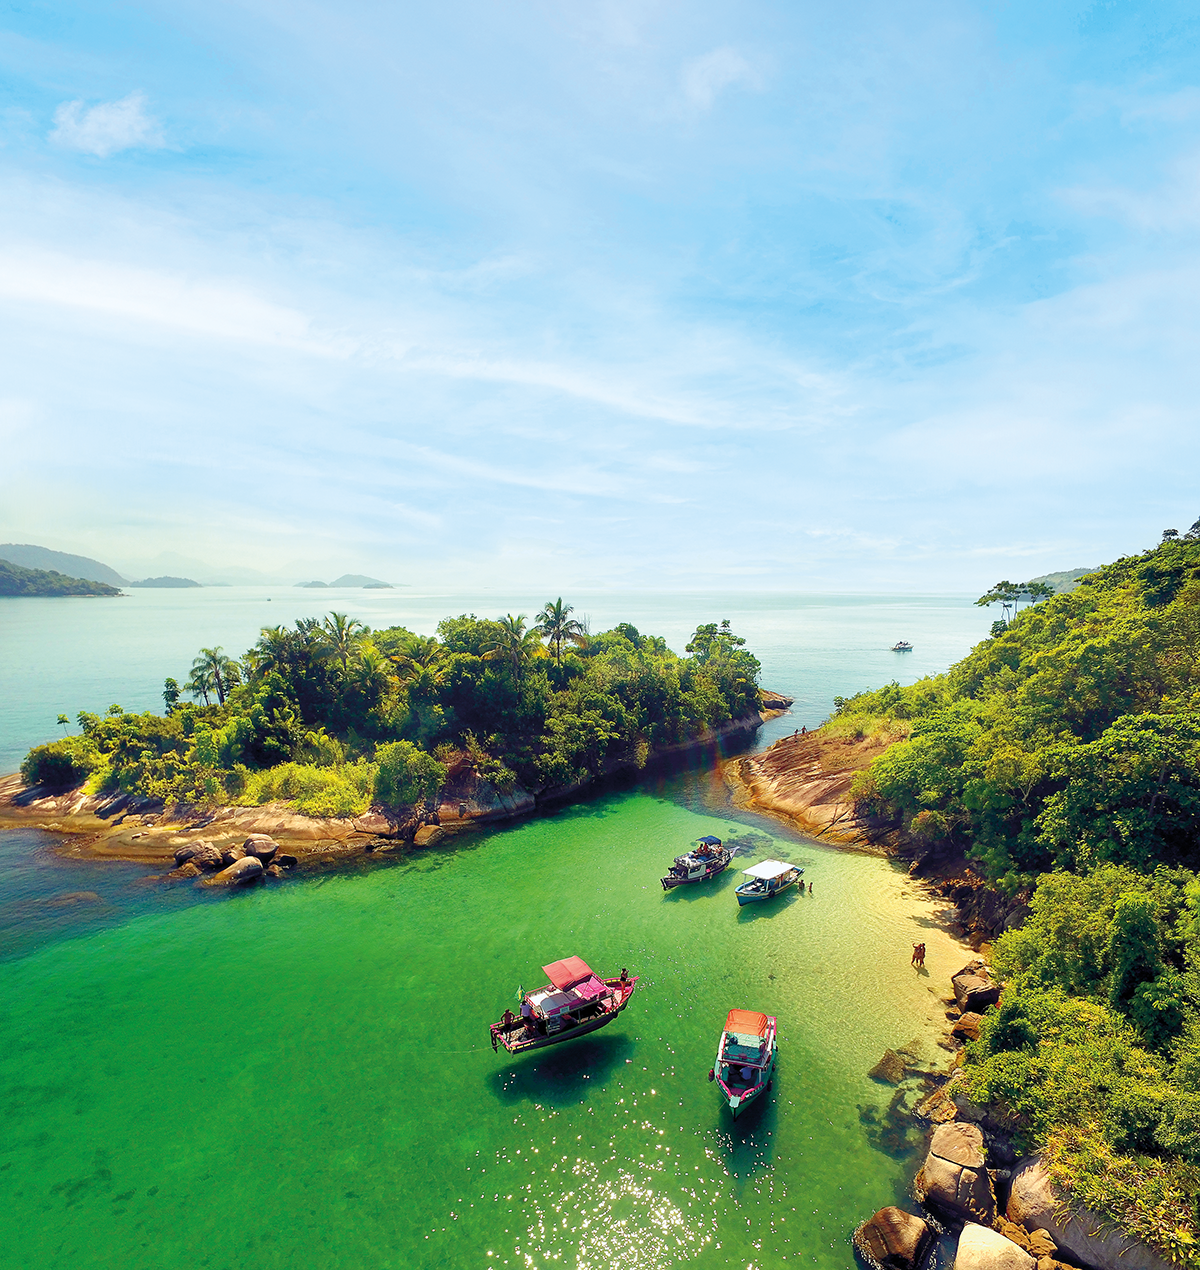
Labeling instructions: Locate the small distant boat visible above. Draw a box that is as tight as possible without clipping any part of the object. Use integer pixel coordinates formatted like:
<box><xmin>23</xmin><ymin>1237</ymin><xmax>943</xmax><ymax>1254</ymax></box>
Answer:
<box><xmin>709</xmin><ymin>1008</ymin><xmax>777</xmax><ymax>1118</ymax></box>
<box><xmin>661</xmin><ymin>835</ymin><xmax>732</xmax><ymax>890</ymax></box>
<box><xmin>734</xmin><ymin>859</ymin><xmax>803</xmax><ymax>906</ymax></box>
<box><xmin>489</xmin><ymin>956</ymin><xmax>639</xmax><ymax>1054</ymax></box>
<box><xmin>892</xmin><ymin>640</ymin><xmax>913</xmax><ymax>652</ymax></box>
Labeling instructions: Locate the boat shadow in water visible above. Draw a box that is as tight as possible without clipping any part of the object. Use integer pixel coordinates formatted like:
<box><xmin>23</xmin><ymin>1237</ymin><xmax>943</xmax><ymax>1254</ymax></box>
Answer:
<box><xmin>735</xmin><ymin>889</ymin><xmax>802</xmax><ymax>921</ymax></box>
<box><xmin>707</xmin><ymin>1076</ymin><xmax>782</xmax><ymax>1182</ymax></box>
<box><xmin>487</xmin><ymin>1034</ymin><xmax>635</xmax><ymax>1107</ymax></box>
<box><xmin>662</xmin><ymin>869</ymin><xmax>739</xmax><ymax>902</ymax></box>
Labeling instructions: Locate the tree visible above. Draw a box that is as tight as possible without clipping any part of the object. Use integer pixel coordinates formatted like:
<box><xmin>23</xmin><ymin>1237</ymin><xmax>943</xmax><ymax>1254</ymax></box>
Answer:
<box><xmin>56</xmin><ymin>713</ymin><xmax>70</xmax><ymax>734</ymax></box>
<box><xmin>161</xmin><ymin>679</ymin><xmax>180</xmax><ymax>714</ymax></box>
<box><xmin>536</xmin><ymin>597</ymin><xmax>586</xmax><ymax>664</ymax></box>
<box><xmin>481</xmin><ymin>613</ymin><xmax>543</xmax><ymax>683</ymax></box>
<box><xmin>322</xmin><ymin>612</ymin><xmax>367</xmax><ymax>674</ymax></box>
<box><xmin>1163</xmin><ymin>529</ymin><xmax>1180</xmax><ymax>541</ymax></box>
<box><xmin>386</xmin><ymin>633</ymin><xmax>446</xmax><ymax>683</ymax></box>
<box><xmin>685</xmin><ymin>619</ymin><xmax>747</xmax><ymax>662</ymax></box>
<box><xmin>190</xmin><ymin>647</ymin><xmax>237</xmax><ymax>706</ymax></box>
<box><xmin>374</xmin><ymin>740</ymin><xmax>447</xmax><ymax>808</ymax></box>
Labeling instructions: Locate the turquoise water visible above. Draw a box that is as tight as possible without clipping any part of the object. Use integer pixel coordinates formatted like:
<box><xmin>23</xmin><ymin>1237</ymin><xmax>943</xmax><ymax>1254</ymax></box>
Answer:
<box><xmin>0</xmin><ymin>590</ymin><xmax>984</xmax><ymax>1267</ymax></box>
<box><xmin>0</xmin><ymin>587</ymin><xmax>987</xmax><ymax>772</ymax></box>
<box><xmin>0</xmin><ymin>780</ymin><xmax>965</xmax><ymax>1270</ymax></box>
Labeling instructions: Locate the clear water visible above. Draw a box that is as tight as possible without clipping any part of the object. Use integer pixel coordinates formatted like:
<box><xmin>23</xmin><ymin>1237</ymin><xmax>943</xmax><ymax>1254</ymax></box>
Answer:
<box><xmin>0</xmin><ymin>590</ymin><xmax>989</xmax><ymax>1269</ymax></box>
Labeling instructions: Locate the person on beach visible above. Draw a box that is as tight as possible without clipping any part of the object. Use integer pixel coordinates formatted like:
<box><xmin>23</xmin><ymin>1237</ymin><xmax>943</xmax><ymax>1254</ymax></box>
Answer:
<box><xmin>808</xmin><ymin>881</ymin><xmax>813</xmax><ymax>893</ymax></box>
<box><xmin>911</xmin><ymin>943</ymin><xmax>926</xmax><ymax>968</ymax></box>
<box><xmin>801</xmin><ymin>725</ymin><xmax>807</xmax><ymax>735</ymax></box>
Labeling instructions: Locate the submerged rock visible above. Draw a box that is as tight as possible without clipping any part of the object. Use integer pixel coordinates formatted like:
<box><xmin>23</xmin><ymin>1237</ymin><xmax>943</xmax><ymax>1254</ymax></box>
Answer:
<box><xmin>199</xmin><ymin>856</ymin><xmax>263</xmax><ymax>887</ymax></box>
<box><xmin>854</xmin><ymin>1206</ymin><xmax>932</xmax><ymax>1270</ymax></box>
<box><xmin>868</xmin><ymin>1049</ymin><xmax>907</xmax><ymax>1084</ymax></box>
<box><xmin>955</xmin><ymin>1222</ymin><xmax>1035</xmax><ymax>1270</ymax></box>
<box><xmin>916</xmin><ymin>1122</ymin><xmax>996</xmax><ymax>1224</ymax></box>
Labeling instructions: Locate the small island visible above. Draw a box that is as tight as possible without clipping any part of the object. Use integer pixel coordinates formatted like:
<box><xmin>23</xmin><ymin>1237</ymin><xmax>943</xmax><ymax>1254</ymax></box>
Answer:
<box><xmin>127</xmin><ymin>576</ymin><xmax>202</xmax><ymax>588</ymax></box>
<box><xmin>0</xmin><ymin>559</ymin><xmax>121</xmax><ymax>597</ymax></box>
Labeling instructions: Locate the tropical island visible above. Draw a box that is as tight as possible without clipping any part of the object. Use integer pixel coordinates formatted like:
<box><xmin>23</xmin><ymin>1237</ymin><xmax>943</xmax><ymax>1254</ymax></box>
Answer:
<box><xmin>127</xmin><ymin>575</ymin><xmax>201</xmax><ymax>588</ymax></box>
<box><xmin>0</xmin><ymin>558</ymin><xmax>122</xmax><ymax>597</ymax></box>
<box><xmin>12</xmin><ymin>602</ymin><xmax>771</xmax><ymax>856</ymax></box>
<box><xmin>734</xmin><ymin>525</ymin><xmax>1200</xmax><ymax>1267</ymax></box>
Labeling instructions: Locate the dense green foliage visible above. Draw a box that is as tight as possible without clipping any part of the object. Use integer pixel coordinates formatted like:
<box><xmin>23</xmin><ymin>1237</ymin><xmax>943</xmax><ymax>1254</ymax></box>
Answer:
<box><xmin>834</xmin><ymin>533</ymin><xmax>1200</xmax><ymax>1261</ymax></box>
<box><xmin>22</xmin><ymin>608</ymin><xmax>761</xmax><ymax>818</ymax></box>
<box><xmin>0</xmin><ymin>558</ymin><xmax>121</xmax><ymax>597</ymax></box>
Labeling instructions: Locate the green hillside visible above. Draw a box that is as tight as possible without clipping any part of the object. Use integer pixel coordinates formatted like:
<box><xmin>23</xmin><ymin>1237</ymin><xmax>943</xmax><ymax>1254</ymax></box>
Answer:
<box><xmin>835</xmin><ymin>530</ymin><xmax>1200</xmax><ymax>1259</ymax></box>
<box><xmin>0</xmin><ymin>559</ymin><xmax>122</xmax><ymax>597</ymax></box>
<box><xmin>0</xmin><ymin>543</ymin><xmax>126</xmax><ymax>586</ymax></box>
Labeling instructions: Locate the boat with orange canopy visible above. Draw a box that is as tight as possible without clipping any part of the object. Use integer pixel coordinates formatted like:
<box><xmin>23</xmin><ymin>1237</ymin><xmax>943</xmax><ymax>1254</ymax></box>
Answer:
<box><xmin>708</xmin><ymin>1008</ymin><xmax>777</xmax><ymax>1118</ymax></box>
<box><xmin>489</xmin><ymin>956</ymin><xmax>639</xmax><ymax>1054</ymax></box>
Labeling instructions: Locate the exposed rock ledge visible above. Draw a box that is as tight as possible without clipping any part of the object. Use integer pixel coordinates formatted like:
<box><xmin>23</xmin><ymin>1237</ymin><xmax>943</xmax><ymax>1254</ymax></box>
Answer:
<box><xmin>0</xmin><ymin>694</ymin><xmax>790</xmax><ymax>871</ymax></box>
<box><xmin>722</xmin><ymin>726</ymin><xmax>896</xmax><ymax>846</ymax></box>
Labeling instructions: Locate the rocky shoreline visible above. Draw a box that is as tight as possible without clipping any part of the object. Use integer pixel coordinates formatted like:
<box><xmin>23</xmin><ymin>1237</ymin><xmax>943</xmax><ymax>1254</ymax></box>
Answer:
<box><xmin>0</xmin><ymin>694</ymin><xmax>794</xmax><ymax>879</ymax></box>
<box><xmin>855</xmin><ymin>959</ymin><xmax>1173</xmax><ymax>1270</ymax></box>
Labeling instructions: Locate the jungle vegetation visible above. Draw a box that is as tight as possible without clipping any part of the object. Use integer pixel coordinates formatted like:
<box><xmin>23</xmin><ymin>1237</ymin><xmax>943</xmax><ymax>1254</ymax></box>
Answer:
<box><xmin>833</xmin><ymin>527</ymin><xmax>1200</xmax><ymax>1262</ymax></box>
<box><xmin>21</xmin><ymin>603</ymin><xmax>761</xmax><ymax>820</ymax></box>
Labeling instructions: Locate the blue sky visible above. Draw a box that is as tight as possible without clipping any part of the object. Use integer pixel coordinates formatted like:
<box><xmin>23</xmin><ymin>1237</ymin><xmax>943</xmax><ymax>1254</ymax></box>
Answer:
<box><xmin>1</xmin><ymin>0</ymin><xmax>1199</xmax><ymax>589</ymax></box>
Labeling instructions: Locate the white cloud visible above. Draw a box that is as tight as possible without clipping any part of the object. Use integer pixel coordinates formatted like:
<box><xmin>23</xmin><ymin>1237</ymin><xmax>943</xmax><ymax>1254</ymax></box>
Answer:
<box><xmin>680</xmin><ymin>47</ymin><xmax>757</xmax><ymax>110</ymax></box>
<box><xmin>49</xmin><ymin>92</ymin><xmax>164</xmax><ymax>157</ymax></box>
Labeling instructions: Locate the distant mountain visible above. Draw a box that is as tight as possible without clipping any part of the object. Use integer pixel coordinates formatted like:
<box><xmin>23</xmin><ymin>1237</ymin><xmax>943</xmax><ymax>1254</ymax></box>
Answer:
<box><xmin>127</xmin><ymin>576</ymin><xmax>202</xmax><ymax>588</ymax></box>
<box><xmin>0</xmin><ymin>543</ymin><xmax>127</xmax><ymax>586</ymax></box>
<box><xmin>0</xmin><ymin>559</ymin><xmax>121</xmax><ymax>597</ymax></box>
<box><xmin>1028</xmin><ymin>567</ymin><xmax>1099</xmax><ymax>594</ymax></box>
<box><xmin>295</xmin><ymin>574</ymin><xmax>392</xmax><ymax>588</ymax></box>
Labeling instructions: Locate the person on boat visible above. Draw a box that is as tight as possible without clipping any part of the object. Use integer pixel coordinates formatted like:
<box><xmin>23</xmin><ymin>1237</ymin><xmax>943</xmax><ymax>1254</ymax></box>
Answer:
<box><xmin>620</xmin><ymin>968</ymin><xmax>629</xmax><ymax>986</ymax></box>
<box><xmin>502</xmin><ymin>1008</ymin><xmax>515</xmax><ymax>1030</ymax></box>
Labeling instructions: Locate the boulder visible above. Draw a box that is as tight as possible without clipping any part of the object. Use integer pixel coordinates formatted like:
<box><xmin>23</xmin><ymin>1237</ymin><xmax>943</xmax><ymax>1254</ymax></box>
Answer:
<box><xmin>192</xmin><ymin>842</ymin><xmax>224</xmax><ymax>871</ymax></box>
<box><xmin>952</xmin><ymin>1012</ymin><xmax>984</xmax><ymax>1042</ymax></box>
<box><xmin>955</xmin><ymin>1223</ymin><xmax>1035</xmax><ymax>1270</ymax></box>
<box><xmin>351</xmin><ymin>813</ymin><xmax>397</xmax><ymax>838</ymax></box>
<box><xmin>199</xmin><ymin>856</ymin><xmax>264</xmax><ymax>888</ymax></box>
<box><xmin>174</xmin><ymin>844</ymin><xmax>202</xmax><ymax>866</ymax></box>
<box><xmin>914</xmin><ymin>1085</ymin><xmax>959</xmax><ymax>1124</ymax></box>
<box><xmin>942</xmin><ymin>1070</ymin><xmax>986</xmax><ymax>1123</ymax></box>
<box><xmin>413</xmin><ymin>824</ymin><xmax>446</xmax><ymax>848</ymax></box>
<box><xmin>275</xmin><ymin>853</ymin><xmax>298</xmax><ymax>868</ymax></box>
<box><xmin>868</xmin><ymin>1049</ymin><xmax>907</xmax><ymax>1084</ymax></box>
<box><xmin>265</xmin><ymin>864</ymin><xmax>285</xmax><ymax>878</ymax></box>
<box><xmin>242</xmin><ymin>834</ymin><xmax>278</xmax><ymax>862</ymax></box>
<box><xmin>916</xmin><ymin>1122</ymin><xmax>996</xmax><ymax>1224</ymax></box>
<box><xmin>1007</xmin><ymin>1156</ymin><xmax>1177</xmax><ymax>1270</ymax></box>
<box><xmin>163</xmin><ymin>862</ymin><xmax>202</xmax><ymax>880</ymax></box>
<box><xmin>953</xmin><ymin>973</ymin><xmax>1000</xmax><ymax>1013</ymax></box>
<box><xmin>853</xmin><ymin>1207</ymin><xmax>933</xmax><ymax>1270</ymax></box>
<box><xmin>220</xmin><ymin>843</ymin><xmax>247</xmax><ymax>867</ymax></box>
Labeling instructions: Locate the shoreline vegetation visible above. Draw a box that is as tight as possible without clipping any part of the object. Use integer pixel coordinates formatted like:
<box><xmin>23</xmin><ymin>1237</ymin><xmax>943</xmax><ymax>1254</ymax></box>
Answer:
<box><xmin>4</xmin><ymin>605</ymin><xmax>789</xmax><ymax>869</ymax></box>
<box><xmin>0</xmin><ymin>558</ymin><xmax>121</xmax><ymax>597</ymax></box>
<box><xmin>732</xmin><ymin>528</ymin><xmax>1200</xmax><ymax>1267</ymax></box>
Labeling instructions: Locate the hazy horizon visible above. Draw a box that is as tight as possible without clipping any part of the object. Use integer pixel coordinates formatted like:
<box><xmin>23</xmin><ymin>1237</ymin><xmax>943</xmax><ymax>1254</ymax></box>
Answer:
<box><xmin>3</xmin><ymin>2</ymin><xmax>1198</xmax><ymax>590</ymax></box>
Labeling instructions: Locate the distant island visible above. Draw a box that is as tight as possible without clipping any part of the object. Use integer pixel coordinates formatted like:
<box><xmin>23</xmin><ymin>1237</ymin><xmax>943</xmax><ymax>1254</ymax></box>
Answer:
<box><xmin>297</xmin><ymin>574</ymin><xmax>393</xmax><ymax>588</ymax></box>
<box><xmin>0</xmin><ymin>558</ymin><xmax>121</xmax><ymax>597</ymax></box>
<box><xmin>0</xmin><ymin>542</ymin><xmax>127</xmax><ymax>586</ymax></box>
<box><xmin>128</xmin><ymin>576</ymin><xmax>202</xmax><ymax>588</ymax></box>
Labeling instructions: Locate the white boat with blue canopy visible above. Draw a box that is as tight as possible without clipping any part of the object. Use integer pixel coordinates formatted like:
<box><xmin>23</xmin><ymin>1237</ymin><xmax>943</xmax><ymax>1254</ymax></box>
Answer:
<box><xmin>734</xmin><ymin>859</ymin><xmax>803</xmax><ymax>906</ymax></box>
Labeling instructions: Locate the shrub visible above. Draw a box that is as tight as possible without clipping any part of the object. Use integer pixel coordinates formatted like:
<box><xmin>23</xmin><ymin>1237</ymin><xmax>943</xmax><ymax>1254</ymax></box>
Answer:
<box><xmin>374</xmin><ymin>741</ymin><xmax>446</xmax><ymax>808</ymax></box>
<box><xmin>244</xmin><ymin>760</ymin><xmax>376</xmax><ymax>817</ymax></box>
<box><xmin>20</xmin><ymin>737</ymin><xmax>100</xmax><ymax>788</ymax></box>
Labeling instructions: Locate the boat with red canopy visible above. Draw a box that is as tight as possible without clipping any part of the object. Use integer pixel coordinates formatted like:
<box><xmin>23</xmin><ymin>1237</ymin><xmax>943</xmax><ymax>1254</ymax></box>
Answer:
<box><xmin>708</xmin><ymin>1008</ymin><xmax>777</xmax><ymax>1118</ymax></box>
<box><xmin>489</xmin><ymin>956</ymin><xmax>639</xmax><ymax>1054</ymax></box>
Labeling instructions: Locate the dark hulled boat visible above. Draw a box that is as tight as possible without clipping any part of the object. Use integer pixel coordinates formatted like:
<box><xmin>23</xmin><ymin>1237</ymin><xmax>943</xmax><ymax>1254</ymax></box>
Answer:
<box><xmin>661</xmin><ymin>836</ymin><xmax>732</xmax><ymax>890</ymax></box>
<box><xmin>489</xmin><ymin>956</ymin><xmax>639</xmax><ymax>1054</ymax></box>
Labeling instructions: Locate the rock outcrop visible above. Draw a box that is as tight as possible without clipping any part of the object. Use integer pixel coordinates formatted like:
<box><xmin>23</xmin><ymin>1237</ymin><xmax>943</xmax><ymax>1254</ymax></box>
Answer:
<box><xmin>242</xmin><ymin>834</ymin><xmax>278</xmax><ymax>862</ymax></box>
<box><xmin>955</xmin><ymin>1223</ymin><xmax>1035</xmax><ymax>1270</ymax></box>
<box><xmin>1007</xmin><ymin>1156</ymin><xmax>1177</xmax><ymax>1270</ymax></box>
<box><xmin>199</xmin><ymin>856</ymin><xmax>263</xmax><ymax>887</ymax></box>
<box><xmin>854</xmin><ymin>1207</ymin><xmax>933</xmax><ymax>1270</ymax></box>
<box><xmin>916</xmin><ymin>1122</ymin><xmax>996</xmax><ymax>1224</ymax></box>
<box><xmin>953</xmin><ymin>961</ymin><xmax>1001</xmax><ymax>1013</ymax></box>
<box><xmin>868</xmin><ymin>1049</ymin><xmax>908</xmax><ymax>1084</ymax></box>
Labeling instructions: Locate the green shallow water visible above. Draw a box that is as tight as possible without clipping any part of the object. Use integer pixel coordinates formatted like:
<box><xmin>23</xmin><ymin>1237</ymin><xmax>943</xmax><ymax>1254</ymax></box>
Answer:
<box><xmin>0</xmin><ymin>780</ymin><xmax>965</xmax><ymax>1270</ymax></box>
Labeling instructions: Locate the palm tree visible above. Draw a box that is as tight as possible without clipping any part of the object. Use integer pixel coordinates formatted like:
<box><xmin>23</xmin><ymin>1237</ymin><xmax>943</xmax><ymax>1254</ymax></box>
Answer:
<box><xmin>482</xmin><ymin>613</ymin><xmax>543</xmax><ymax>683</ymax></box>
<box><xmin>186</xmin><ymin>663</ymin><xmax>214</xmax><ymax>706</ymax></box>
<box><xmin>191</xmin><ymin>647</ymin><xmax>236</xmax><ymax>705</ymax></box>
<box><xmin>386</xmin><ymin>634</ymin><xmax>446</xmax><ymax>684</ymax></box>
<box><xmin>323</xmin><ymin>612</ymin><xmax>367</xmax><ymax>673</ymax></box>
<box><xmin>535</xmin><ymin>597</ymin><xmax>587</xmax><ymax>664</ymax></box>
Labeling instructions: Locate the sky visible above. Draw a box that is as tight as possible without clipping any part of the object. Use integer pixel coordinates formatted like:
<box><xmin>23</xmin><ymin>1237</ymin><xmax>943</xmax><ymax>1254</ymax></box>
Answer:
<box><xmin>1</xmin><ymin>0</ymin><xmax>1199</xmax><ymax>590</ymax></box>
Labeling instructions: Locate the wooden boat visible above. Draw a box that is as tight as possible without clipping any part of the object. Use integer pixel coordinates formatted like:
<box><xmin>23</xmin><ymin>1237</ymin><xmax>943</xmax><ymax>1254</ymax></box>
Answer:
<box><xmin>709</xmin><ymin>1008</ymin><xmax>777</xmax><ymax>1118</ymax></box>
<box><xmin>489</xmin><ymin>956</ymin><xmax>639</xmax><ymax>1054</ymax></box>
<box><xmin>892</xmin><ymin>640</ymin><xmax>913</xmax><ymax>651</ymax></box>
<box><xmin>661</xmin><ymin>835</ymin><xmax>732</xmax><ymax>890</ymax></box>
<box><xmin>734</xmin><ymin>859</ymin><xmax>803</xmax><ymax>906</ymax></box>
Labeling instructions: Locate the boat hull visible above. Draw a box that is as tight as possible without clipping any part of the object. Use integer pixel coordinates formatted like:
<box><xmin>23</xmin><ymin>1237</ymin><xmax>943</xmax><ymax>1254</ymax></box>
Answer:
<box><xmin>735</xmin><ymin>878</ymin><xmax>797</xmax><ymax>906</ymax></box>
<box><xmin>490</xmin><ymin>977</ymin><xmax>639</xmax><ymax>1054</ymax></box>
<box><xmin>714</xmin><ymin>1016</ymin><xmax>777</xmax><ymax>1118</ymax></box>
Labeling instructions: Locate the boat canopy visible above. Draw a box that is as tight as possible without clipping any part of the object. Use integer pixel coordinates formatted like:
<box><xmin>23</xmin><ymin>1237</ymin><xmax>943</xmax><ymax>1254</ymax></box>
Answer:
<box><xmin>542</xmin><ymin>956</ymin><xmax>595</xmax><ymax>991</ymax></box>
<box><xmin>740</xmin><ymin>859</ymin><xmax>796</xmax><ymax>880</ymax></box>
<box><xmin>725</xmin><ymin>1009</ymin><xmax>768</xmax><ymax>1036</ymax></box>
<box><xmin>696</xmin><ymin>835</ymin><xmax>722</xmax><ymax>845</ymax></box>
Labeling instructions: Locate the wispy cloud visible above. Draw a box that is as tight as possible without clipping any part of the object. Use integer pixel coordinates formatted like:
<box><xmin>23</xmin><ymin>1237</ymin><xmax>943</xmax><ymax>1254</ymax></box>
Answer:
<box><xmin>49</xmin><ymin>91</ymin><xmax>164</xmax><ymax>157</ymax></box>
<box><xmin>680</xmin><ymin>47</ymin><xmax>758</xmax><ymax>110</ymax></box>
